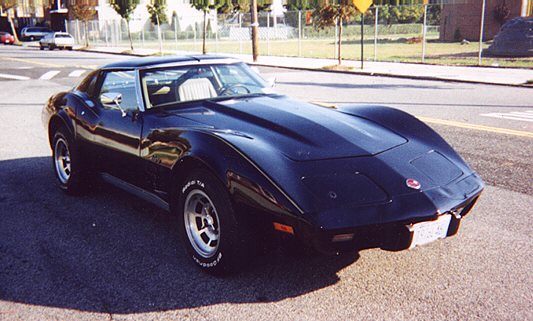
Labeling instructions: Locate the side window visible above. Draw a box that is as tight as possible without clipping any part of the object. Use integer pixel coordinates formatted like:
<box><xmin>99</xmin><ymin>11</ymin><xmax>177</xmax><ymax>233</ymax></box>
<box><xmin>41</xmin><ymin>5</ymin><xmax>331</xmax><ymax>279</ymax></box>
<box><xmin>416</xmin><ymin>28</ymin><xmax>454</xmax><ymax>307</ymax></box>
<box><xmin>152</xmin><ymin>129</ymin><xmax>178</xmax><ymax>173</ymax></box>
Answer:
<box><xmin>97</xmin><ymin>71</ymin><xmax>138</xmax><ymax>111</ymax></box>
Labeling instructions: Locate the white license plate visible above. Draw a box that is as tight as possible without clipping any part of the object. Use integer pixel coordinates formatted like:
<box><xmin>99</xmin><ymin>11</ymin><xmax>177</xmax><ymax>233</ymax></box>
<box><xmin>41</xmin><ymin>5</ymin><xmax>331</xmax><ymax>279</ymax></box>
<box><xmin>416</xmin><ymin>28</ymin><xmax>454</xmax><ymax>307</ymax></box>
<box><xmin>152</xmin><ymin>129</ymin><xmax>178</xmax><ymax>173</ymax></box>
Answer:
<box><xmin>409</xmin><ymin>214</ymin><xmax>452</xmax><ymax>249</ymax></box>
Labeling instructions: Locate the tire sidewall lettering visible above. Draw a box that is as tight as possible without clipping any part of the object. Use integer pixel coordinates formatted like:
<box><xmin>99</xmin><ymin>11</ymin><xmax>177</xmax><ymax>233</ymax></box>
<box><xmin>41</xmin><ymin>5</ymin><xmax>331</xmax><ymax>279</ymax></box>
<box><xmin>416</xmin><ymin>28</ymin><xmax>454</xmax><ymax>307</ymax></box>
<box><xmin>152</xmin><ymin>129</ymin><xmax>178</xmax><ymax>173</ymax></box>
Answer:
<box><xmin>192</xmin><ymin>252</ymin><xmax>223</xmax><ymax>268</ymax></box>
<box><xmin>181</xmin><ymin>179</ymin><xmax>206</xmax><ymax>194</ymax></box>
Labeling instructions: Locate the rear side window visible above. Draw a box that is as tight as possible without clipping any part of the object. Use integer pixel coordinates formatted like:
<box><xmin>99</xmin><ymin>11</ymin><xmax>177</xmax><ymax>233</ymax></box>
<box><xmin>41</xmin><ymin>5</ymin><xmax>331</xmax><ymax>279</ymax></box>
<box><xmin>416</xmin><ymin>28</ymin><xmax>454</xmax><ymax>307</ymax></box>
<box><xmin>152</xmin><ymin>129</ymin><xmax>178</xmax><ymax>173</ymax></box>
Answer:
<box><xmin>76</xmin><ymin>70</ymin><xmax>100</xmax><ymax>96</ymax></box>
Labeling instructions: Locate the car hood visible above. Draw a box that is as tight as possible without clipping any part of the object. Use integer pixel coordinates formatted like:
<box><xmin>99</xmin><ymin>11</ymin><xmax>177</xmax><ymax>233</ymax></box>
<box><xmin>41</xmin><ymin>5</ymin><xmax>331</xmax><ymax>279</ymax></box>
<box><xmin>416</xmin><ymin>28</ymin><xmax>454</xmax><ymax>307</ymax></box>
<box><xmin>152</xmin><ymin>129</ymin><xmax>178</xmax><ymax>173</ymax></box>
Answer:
<box><xmin>173</xmin><ymin>95</ymin><xmax>407</xmax><ymax>161</ymax></box>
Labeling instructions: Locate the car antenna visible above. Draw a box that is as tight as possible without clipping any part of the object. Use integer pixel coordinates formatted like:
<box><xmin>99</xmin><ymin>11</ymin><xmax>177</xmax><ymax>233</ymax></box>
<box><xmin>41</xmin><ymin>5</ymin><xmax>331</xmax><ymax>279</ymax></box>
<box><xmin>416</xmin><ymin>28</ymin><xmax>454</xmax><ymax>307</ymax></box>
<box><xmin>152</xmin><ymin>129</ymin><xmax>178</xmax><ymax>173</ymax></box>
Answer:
<box><xmin>187</xmin><ymin>56</ymin><xmax>201</xmax><ymax>62</ymax></box>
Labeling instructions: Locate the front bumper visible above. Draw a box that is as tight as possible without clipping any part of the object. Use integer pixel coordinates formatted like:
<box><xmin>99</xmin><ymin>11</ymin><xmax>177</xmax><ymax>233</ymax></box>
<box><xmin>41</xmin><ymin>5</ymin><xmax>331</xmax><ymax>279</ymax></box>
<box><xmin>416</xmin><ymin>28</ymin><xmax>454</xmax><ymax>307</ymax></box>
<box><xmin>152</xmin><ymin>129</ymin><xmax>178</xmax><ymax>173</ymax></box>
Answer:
<box><xmin>275</xmin><ymin>183</ymin><xmax>482</xmax><ymax>255</ymax></box>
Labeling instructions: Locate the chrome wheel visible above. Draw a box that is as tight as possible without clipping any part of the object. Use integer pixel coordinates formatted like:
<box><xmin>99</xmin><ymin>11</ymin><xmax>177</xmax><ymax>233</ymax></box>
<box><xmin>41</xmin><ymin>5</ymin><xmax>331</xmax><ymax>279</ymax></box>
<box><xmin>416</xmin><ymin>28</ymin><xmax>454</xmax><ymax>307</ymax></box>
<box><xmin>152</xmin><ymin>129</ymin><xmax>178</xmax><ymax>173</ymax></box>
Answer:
<box><xmin>184</xmin><ymin>189</ymin><xmax>220</xmax><ymax>258</ymax></box>
<box><xmin>54</xmin><ymin>137</ymin><xmax>71</xmax><ymax>184</ymax></box>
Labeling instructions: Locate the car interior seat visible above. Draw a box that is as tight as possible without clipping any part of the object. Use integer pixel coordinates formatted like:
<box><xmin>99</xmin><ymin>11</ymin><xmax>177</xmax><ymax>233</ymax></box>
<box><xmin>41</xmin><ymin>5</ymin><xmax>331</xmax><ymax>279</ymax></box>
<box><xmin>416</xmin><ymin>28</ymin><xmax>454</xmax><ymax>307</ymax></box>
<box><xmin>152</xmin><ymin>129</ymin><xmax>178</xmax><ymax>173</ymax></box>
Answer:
<box><xmin>178</xmin><ymin>78</ymin><xmax>217</xmax><ymax>101</ymax></box>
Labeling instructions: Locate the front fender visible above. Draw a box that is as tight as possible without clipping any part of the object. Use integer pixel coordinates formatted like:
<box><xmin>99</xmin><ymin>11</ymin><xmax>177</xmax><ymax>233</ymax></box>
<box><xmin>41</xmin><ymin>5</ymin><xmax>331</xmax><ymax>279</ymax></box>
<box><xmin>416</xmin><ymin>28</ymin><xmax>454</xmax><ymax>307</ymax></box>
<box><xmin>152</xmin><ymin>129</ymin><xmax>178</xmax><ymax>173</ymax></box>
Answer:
<box><xmin>337</xmin><ymin>105</ymin><xmax>462</xmax><ymax>164</ymax></box>
<box><xmin>142</xmin><ymin>129</ymin><xmax>304</xmax><ymax>219</ymax></box>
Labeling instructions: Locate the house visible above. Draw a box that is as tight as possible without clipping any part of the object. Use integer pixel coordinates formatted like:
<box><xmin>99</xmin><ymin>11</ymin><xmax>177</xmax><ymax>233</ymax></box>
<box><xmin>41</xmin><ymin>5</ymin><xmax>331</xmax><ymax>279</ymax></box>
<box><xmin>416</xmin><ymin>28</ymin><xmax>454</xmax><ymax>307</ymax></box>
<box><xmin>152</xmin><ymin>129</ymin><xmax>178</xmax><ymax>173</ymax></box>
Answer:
<box><xmin>440</xmin><ymin>0</ymin><xmax>532</xmax><ymax>41</ymax></box>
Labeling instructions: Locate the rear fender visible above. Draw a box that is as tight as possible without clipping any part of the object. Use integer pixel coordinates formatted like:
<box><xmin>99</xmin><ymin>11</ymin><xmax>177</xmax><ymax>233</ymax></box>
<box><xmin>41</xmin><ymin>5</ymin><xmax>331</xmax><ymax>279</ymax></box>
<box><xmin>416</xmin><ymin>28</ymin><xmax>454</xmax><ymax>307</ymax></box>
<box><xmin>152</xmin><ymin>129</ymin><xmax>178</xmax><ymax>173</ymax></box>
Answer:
<box><xmin>45</xmin><ymin>92</ymin><xmax>77</xmax><ymax>146</ymax></box>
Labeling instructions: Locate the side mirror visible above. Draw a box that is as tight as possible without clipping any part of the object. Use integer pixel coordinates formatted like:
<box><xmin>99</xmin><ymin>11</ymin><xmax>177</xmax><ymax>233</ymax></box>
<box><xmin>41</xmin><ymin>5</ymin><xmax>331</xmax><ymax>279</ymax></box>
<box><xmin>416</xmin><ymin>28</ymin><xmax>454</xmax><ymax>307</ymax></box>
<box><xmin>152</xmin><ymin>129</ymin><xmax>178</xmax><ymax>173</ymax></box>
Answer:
<box><xmin>100</xmin><ymin>92</ymin><xmax>127</xmax><ymax>117</ymax></box>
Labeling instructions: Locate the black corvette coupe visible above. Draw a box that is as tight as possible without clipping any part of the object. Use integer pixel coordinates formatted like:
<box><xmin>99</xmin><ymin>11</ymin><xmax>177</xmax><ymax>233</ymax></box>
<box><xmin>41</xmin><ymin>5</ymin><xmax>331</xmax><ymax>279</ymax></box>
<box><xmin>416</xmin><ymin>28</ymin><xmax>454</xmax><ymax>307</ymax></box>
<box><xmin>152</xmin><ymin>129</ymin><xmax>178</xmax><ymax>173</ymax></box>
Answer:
<box><xmin>43</xmin><ymin>55</ymin><xmax>483</xmax><ymax>274</ymax></box>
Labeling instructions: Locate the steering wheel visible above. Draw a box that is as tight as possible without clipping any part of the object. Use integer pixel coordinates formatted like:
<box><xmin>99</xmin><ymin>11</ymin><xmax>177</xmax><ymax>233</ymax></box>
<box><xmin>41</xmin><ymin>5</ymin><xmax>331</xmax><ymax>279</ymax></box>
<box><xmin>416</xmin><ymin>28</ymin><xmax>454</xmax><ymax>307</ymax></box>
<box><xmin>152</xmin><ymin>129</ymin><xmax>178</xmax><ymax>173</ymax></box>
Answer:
<box><xmin>219</xmin><ymin>84</ymin><xmax>251</xmax><ymax>96</ymax></box>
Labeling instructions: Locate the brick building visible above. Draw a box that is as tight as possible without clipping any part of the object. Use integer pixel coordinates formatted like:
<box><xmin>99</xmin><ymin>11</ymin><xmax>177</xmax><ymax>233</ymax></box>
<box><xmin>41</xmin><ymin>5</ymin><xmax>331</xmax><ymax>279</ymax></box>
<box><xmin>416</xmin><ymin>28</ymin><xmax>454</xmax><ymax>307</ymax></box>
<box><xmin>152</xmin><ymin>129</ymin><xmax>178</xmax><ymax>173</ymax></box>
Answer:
<box><xmin>440</xmin><ymin>0</ymin><xmax>532</xmax><ymax>41</ymax></box>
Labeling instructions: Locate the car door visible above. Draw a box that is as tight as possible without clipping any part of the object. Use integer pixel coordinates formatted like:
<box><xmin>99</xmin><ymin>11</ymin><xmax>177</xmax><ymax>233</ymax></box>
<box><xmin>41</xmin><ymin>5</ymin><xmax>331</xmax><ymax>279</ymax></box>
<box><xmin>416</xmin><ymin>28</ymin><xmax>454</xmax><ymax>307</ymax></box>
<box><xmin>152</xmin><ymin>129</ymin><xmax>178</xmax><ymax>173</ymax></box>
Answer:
<box><xmin>76</xmin><ymin>69</ymin><xmax>145</xmax><ymax>187</ymax></box>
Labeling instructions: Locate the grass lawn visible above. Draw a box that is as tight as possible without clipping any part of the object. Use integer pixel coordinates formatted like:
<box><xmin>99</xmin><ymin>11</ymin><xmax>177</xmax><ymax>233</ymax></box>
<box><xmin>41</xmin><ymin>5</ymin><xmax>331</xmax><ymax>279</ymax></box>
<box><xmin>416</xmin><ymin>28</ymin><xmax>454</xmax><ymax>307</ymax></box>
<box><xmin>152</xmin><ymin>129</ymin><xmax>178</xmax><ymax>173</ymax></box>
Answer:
<box><xmin>109</xmin><ymin>37</ymin><xmax>533</xmax><ymax>68</ymax></box>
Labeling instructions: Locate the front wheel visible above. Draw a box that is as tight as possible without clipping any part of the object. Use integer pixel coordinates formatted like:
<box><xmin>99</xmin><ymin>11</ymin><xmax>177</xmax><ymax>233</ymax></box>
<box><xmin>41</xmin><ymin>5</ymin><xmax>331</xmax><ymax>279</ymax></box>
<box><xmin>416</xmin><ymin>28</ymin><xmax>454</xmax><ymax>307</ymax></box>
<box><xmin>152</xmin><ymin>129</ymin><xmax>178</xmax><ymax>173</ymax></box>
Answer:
<box><xmin>178</xmin><ymin>170</ymin><xmax>251</xmax><ymax>275</ymax></box>
<box><xmin>51</xmin><ymin>128</ymin><xmax>88</xmax><ymax>194</ymax></box>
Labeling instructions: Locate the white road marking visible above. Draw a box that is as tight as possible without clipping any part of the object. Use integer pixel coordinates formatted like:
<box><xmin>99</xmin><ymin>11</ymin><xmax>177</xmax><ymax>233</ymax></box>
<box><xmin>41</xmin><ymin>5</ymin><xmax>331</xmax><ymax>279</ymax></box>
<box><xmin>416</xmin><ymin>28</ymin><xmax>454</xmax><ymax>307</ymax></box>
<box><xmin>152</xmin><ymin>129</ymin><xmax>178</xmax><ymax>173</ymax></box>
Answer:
<box><xmin>39</xmin><ymin>70</ymin><xmax>61</xmax><ymax>80</ymax></box>
<box><xmin>68</xmin><ymin>69</ymin><xmax>86</xmax><ymax>77</ymax></box>
<box><xmin>481</xmin><ymin>110</ymin><xmax>533</xmax><ymax>123</ymax></box>
<box><xmin>15</xmin><ymin>66</ymin><xmax>33</xmax><ymax>70</ymax></box>
<box><xmin>0</xmin><ymin>73</ymin><xmax>30</xmax><ymax>80</ymax></box>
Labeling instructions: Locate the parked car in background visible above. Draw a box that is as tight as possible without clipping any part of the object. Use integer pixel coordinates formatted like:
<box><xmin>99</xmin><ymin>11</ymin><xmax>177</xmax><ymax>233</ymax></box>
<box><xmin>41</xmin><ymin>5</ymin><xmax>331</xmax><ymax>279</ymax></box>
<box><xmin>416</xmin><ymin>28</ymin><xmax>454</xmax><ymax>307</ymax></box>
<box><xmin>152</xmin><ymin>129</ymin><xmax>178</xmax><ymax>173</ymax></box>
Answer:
<box><xmin>21</xmin><ymin>26</ymin><xmax>51</xmax><ymax>41</ymax></box>
<box><xmin>0</xmin><ymin>31</ymin><xmax>15</xmax><ymax>44</ymax></box>
<box><xmin>39</xmin><ymin>32</ymin><xmax>74</xmax><ymax>50</ymax></box>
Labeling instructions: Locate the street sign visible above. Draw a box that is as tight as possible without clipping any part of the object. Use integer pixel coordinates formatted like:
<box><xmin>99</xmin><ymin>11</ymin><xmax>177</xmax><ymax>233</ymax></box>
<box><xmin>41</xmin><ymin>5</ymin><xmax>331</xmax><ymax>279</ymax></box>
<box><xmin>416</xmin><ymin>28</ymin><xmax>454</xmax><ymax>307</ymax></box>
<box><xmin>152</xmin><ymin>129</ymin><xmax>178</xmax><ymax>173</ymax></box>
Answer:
<box><xmin>352</xmin><ymin>0</ymin><xmax>372</xmax><ymax>13</ymax></box>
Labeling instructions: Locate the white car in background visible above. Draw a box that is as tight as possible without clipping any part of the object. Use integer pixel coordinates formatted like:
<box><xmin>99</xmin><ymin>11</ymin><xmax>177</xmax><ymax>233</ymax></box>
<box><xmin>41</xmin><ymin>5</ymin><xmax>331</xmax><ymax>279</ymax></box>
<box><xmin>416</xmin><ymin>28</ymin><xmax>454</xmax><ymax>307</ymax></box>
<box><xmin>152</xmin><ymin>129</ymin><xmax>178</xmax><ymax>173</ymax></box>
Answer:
<box><xmin>39</xmin><ymin>32</ymin><xmax>74</xmax><ymax>50</ymax></box>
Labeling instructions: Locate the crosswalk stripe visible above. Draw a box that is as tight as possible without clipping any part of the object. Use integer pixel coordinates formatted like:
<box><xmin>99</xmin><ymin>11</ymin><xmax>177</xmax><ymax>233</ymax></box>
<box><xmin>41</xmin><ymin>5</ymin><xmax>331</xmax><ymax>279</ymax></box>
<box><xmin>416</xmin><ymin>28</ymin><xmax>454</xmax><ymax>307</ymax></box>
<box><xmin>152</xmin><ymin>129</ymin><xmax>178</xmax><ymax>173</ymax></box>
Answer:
<box><xmin>509</xmin><ymin>112</ymin><xmax>533</xmax><ymax>119</ymax></box>
<box><xmin>482</xmin><ymin>114</ymin><xmax>533</xmax><ymax>123</ymax></box>
<box><xmin>68</xmin><ymin>69</ymin><xmax>86</xmax><ymax>77</ymax></box>
<box><xmin>39</xmin><ymin>70</ymin><xmax>61</xmax><ymax>80</ymax></box>
<box><xmin>0</xmin><ymin>73</ymin><xmax>30</xmax><ymax>80</ymax></box>
<box><xmin>481</xmin><ymin>111</ymin><xmax>533</xmax><ymax>123</ymax></box>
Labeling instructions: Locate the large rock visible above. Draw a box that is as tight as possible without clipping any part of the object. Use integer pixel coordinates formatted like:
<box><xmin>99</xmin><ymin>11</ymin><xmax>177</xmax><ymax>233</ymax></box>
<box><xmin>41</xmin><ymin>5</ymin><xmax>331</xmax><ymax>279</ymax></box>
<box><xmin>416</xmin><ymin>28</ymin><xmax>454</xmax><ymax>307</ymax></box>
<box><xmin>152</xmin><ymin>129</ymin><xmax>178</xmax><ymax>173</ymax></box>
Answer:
<box><xmin>486</xmin><ymin>17</ymin><xmax>533</xmax><ymax>57</ymax></box>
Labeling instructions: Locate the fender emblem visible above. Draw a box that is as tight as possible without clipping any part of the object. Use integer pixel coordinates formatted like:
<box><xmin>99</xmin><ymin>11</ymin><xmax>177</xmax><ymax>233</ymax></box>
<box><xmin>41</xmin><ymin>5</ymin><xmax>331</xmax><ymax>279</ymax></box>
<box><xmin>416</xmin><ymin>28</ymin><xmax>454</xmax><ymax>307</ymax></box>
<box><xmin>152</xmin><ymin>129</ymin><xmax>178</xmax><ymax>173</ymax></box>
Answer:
<box><xmin>406</xmin><ymin>178</ymin><xmax>421</xmax><ymax>190</ymax></box>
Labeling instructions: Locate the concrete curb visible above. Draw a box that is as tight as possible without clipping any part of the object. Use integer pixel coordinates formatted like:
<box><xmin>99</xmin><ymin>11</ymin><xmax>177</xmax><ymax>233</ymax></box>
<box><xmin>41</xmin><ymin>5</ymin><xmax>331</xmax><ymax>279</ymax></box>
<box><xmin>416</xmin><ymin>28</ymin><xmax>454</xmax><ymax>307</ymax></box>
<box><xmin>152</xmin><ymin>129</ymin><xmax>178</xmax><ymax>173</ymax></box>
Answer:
<box><xmin>249</xmin><ymin>63</ymin><xmax>533</xmax><ymax>88</ymax></box>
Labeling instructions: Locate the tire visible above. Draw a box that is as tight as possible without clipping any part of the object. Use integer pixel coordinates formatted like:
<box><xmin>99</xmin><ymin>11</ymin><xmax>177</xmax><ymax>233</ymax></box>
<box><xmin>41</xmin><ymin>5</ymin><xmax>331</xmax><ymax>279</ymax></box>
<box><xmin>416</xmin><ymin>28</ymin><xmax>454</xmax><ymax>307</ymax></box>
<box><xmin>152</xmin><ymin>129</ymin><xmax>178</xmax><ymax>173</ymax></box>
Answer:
<box><xmin>49</xmin><ymin>44</ymin><xmax>54</xmax><ymax>50</ymax></box>
<box><xmin>39</xmin><ymin>46</ymin><xmax>44</xmax><ymax>50</ymax></box>
<box><xmin>67</xmin><ymin>47</ymin><xmax>72</xmax><ymax>51</ymax></box>
<box><xmin>51</xmin><ymin>128</ymin><xmax>88</xmax><ymax>195</ymax></box>
<box><xmin>178</xmin><ymin>170</ymin><xmax>251</xmax><ymax>275</ymax></box>
<box><xmin>29</xmin><ymin>36</ymin><xmax>35</xmax><ymax>41</ymax></box>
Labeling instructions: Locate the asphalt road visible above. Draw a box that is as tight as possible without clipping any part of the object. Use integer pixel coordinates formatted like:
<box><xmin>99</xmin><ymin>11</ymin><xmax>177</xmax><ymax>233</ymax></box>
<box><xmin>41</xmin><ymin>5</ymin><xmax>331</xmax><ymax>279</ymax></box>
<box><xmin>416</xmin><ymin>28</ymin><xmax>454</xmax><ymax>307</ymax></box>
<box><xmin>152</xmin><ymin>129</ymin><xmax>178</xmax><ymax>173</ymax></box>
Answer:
<box><xmin>0</xmin><ymin>45</ymin><xmax>532</xmax><ymax>320</ymax></box>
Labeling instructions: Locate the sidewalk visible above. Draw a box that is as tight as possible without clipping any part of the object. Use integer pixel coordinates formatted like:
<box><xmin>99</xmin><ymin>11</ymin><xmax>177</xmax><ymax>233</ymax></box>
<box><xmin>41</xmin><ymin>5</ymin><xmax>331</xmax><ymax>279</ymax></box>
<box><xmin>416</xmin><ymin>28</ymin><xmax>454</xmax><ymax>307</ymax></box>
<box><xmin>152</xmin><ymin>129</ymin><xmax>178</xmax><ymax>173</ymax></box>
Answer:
<box><xmin>80</xmin><ymin>46</ymin><xmax>533</xmax><ymax>87</ymax></box>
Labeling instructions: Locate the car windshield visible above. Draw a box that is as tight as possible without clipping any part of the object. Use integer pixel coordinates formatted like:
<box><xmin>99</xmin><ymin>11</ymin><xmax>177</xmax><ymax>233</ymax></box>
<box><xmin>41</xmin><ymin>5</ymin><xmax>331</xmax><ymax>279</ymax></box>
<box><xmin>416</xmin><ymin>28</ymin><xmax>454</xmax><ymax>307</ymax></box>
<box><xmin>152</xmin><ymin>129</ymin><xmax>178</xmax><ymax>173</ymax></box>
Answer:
<box><xmin>55</xmin><ymin>34</ymin><xmax>72</xmax><ymax>38</ymax></box>
<box><xmin>141</xmin><ymin>62</ymin><xmax>272</xmax><ymax>108</ymax></box>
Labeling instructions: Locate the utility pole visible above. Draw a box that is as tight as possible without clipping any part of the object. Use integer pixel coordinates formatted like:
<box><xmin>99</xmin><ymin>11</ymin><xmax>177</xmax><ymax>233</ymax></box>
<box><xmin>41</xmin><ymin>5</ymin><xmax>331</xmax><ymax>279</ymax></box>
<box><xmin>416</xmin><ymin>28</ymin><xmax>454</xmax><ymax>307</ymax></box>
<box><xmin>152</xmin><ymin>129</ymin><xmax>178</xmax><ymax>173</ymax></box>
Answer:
<box><xmin>251</xmin><ymin>0</ymin><xmax>259</xmax><ymax>62</ymax></box>
<box><xmin>478</xmin><ymin>0</ymin><xmax>486</xmax><ymax>65</ymax></box>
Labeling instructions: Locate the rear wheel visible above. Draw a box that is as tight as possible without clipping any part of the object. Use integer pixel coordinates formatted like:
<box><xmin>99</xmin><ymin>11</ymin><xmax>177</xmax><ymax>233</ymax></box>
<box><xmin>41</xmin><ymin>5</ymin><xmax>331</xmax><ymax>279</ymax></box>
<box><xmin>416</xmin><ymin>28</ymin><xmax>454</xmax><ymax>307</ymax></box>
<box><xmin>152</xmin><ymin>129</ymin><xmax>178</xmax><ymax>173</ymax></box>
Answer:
<box><xmin>178</xmin><ymin>170</ymin><xmax>251</xmax><ymax>275</ymax></box>
<box><xmin>39</xmin><ymin>45</ymin><xmax>44</xmax><ymax>50</ymax></box>
<box><xmin>48</xmin><ymin>44</ymin><xmax>55</xmax><ymax>50</ymax></box>
<box><xmin>67</xmin><ymin>47</ymin><xmax>73</xmax><ymax>51</ymax></box>
<box><xmin>51</xmin><ymin>128</ymin><xmax>88</xmax><ymax>194</ymax></box>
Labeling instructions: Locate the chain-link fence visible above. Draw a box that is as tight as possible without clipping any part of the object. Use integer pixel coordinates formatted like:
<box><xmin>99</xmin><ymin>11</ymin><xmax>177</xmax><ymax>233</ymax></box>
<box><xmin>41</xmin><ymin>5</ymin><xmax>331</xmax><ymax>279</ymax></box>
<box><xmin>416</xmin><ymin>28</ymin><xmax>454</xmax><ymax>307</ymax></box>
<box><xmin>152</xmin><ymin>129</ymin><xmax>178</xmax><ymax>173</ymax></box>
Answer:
<box><xmin>65</xmin><ymin>3</ymin><xmax>532</xmax><ymax>67</ymax></box>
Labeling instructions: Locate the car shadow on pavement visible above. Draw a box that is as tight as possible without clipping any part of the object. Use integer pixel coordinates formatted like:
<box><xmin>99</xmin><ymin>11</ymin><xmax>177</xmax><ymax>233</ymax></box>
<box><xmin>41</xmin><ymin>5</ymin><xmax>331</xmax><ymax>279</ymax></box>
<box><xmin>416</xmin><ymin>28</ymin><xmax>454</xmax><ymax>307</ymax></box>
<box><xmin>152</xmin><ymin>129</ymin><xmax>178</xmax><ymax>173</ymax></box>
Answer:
<box><xmin>0</xmin><ymin>156</ymin><xmax>359</xmax><ymax>314</ymax></box>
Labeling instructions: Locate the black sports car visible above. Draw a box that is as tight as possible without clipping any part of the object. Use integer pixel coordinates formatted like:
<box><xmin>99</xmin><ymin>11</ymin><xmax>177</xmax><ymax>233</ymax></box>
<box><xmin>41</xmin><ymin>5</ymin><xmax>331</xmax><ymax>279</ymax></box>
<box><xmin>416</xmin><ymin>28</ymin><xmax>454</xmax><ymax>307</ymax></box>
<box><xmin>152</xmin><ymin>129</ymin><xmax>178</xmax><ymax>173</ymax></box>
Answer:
<box><xmin>43</xmin><ymin>55</ymin><xmax>484</xmax><ymax>275</ymax></box>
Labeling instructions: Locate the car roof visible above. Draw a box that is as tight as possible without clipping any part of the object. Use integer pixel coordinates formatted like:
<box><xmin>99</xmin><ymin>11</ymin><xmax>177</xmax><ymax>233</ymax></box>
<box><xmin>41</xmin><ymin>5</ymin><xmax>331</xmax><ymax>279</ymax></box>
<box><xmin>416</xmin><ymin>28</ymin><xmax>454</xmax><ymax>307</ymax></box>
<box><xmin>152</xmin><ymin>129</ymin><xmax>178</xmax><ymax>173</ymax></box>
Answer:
<box><xmin>102</xmin><ymin>55</ymin><xmax>240</xmax><ymax>69</ymax></box>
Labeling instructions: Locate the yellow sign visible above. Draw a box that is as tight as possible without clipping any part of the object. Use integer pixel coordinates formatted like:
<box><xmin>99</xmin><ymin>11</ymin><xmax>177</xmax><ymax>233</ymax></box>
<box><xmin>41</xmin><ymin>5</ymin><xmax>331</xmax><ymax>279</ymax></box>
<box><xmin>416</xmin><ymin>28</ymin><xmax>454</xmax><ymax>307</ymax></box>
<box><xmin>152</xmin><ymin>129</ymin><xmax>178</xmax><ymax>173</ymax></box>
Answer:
<box><xmin>352</xmin><ymin>0</ymin><xmax>373</xmax><ymax>13</ymax></box>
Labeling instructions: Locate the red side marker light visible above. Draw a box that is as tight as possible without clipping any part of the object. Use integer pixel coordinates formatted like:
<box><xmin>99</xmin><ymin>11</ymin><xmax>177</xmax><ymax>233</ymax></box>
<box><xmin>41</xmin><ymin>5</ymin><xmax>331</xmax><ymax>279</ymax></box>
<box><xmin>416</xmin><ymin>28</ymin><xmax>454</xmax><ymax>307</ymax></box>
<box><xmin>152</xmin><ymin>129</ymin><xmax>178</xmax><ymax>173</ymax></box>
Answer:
<box><xmin>273</xmin><ymin>222</ymin><xmax>294</xmax><ymax>235</ymax></box>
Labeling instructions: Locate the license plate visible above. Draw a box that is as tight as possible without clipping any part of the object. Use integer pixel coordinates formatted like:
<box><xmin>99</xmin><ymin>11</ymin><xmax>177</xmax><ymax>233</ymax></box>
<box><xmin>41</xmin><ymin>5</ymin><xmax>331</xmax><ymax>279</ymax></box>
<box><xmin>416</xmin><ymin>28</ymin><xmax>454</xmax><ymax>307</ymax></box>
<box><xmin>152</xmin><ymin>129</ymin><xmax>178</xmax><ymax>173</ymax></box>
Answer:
<box><xmin>408</xmin><ymin>214</ymin><xmax>452</xmax><ymax>249</ymax></box>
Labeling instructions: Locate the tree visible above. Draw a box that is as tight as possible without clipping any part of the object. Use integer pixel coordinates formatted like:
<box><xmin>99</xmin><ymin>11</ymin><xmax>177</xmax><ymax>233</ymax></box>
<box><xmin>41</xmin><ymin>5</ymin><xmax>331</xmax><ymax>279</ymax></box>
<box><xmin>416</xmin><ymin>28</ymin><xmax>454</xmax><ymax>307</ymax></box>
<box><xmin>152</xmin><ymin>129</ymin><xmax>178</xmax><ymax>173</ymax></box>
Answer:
<box><xmin>147</xmin><ymin>0</ymin><xmax>167</xmax><ymax>25</ymax></box>
<box><xmin>190</xmin><ymin>0</ymin><xmax>224</xmax><ymax>54</ymax></box>
<box><xmin>285</xmin><ymin>0</ymin><xmax>319</xmax><ymax>10</ymax></box>
<box><xmin>109</xmin><ymin>0</ymin><xmax>140</xmax><ymax>51</ymax></box>
<box><xmin>0</xmin><ymin>0</ymin><xmax>20</xmax><ymax>43</ymax></box>
<box><xmin>147</xmin><ymin>0</ymin><xmax>166</xmax><ymax>54</ymax></box>
<box><xmin>71</xmin><ymin>3</ymin><xmax>97</xmax><ymax>47</ymax></box>
<box><xmin>314</xmin><ymin>0</ymin><xmax>357</xmax><ymax>65</ymax></box>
